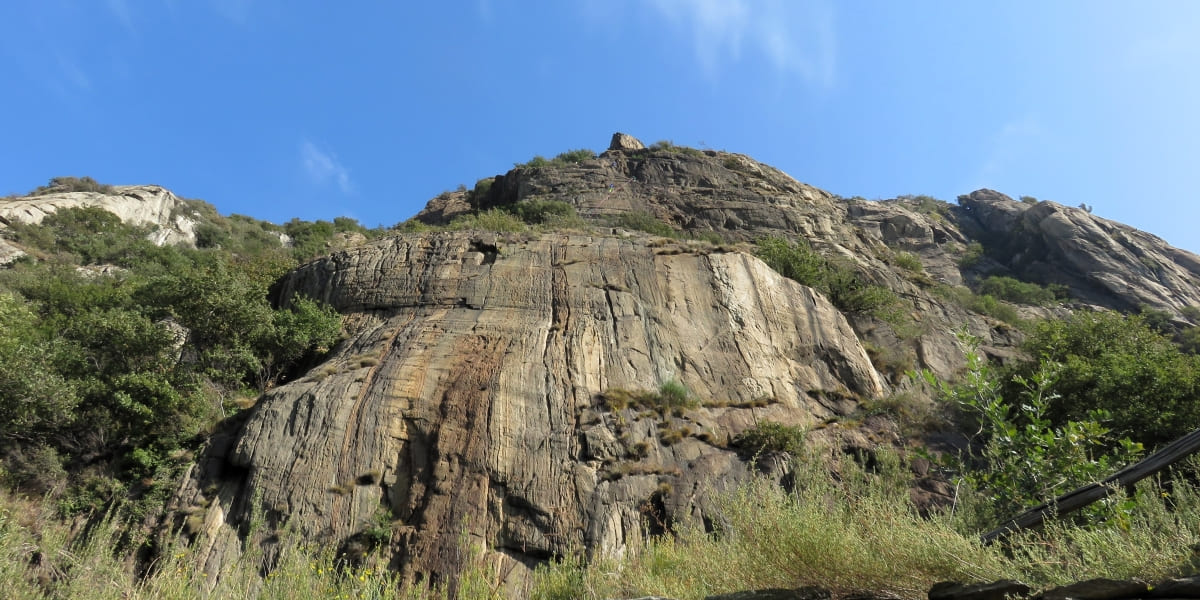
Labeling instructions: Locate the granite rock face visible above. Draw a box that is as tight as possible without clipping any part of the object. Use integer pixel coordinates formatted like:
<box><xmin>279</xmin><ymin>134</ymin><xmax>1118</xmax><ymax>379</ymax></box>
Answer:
<box><xmin>176</xmin><ymin>231</ymin><xmax>884</xmax><ymax>586</ymax></box>
<box><xmin>0</xmin><ymin>184</ymin><xmax>201</xmax><ymax>247</ymax></box>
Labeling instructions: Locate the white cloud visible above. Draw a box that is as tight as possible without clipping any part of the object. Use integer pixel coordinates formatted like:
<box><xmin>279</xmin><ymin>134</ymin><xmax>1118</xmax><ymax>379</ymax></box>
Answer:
<box><xmin>301</xmin><ymin>140</ymin><xmax>353</xmax><ymax>194</ymax></box>
<box><xmin>647</xmin><ymin>0</ymin><xmax>836</xmax><ymax>87</ymax></box>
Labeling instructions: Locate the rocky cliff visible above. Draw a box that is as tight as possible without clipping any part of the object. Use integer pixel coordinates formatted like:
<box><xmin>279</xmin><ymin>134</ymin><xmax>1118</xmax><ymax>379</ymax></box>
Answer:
<box><xmin>0</xmin><ymin>184</ymin><xmax>201</xmax><ymax>251</ymax></box>
<box><xmin>174</xmin><ymin>231</ymin><xmax>887</xmax><ymax>587</ymax></box>
<box><xmin>168</xmin><ymin>134</ymin><xmax>1200</xmax><ymax>589</ymax></box>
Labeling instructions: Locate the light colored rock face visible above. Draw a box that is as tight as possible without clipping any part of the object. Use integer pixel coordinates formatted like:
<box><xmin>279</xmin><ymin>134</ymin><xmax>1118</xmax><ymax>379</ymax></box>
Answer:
<box><xmin>0</xmin><ymin>185</ymin><xmax>199</xmax><ymax>247</ymax></box>
<box><xmin>180</xmin><ymin>231</ymin><xmax>883</xmax><ymax>585</ymax></box>
<box><xmin>0</xmin><ymin>237</ymin><xmax>25</xmax><ymax>266</ymax></box>
<box><xmin>609</xmin><ymin>132</ymin><xmax>646</xmax><ymax>152</ymax></box>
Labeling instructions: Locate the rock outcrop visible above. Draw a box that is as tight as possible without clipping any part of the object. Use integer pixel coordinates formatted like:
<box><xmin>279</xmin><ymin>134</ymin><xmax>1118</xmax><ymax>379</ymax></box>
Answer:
<box><xmin>0</xmin><ymin>184</ymin><xmax>201</xmax><ymax>247</ymax></box>
<box><xmin>610</xmin><ymin>132</ymin><xmax>647</xmax><ymax>152</ymax></box>
<box><xmin>168</xmin><ymin>134</ymin><xmax>1200</xmax><ymax>592</ymax></box>
<box><xmin>175</xmin><ymin>231</ymin><xmax>884</xmax><ymax>587</ymax></box>
<box><xmin>956</xmin><ymin>189</ymin><xmax>1200</xmax><ymax>314</ymax></box>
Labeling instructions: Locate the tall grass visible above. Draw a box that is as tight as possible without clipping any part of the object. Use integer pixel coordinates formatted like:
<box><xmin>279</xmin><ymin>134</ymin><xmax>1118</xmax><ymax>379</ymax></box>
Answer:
<box><xmin>0</xmin><ymin>492</ymin><xmax>521</xmax><ymax>600</ymax></box>
<box><xmin>530</xmin><ymin>452</ymin><xmax>1200</xmax><ymax>600</ymax></box>
<box><xmin>3</xmin><ymin>454</ymin><xmax>1198</xmax><ymax>600</ymax></box>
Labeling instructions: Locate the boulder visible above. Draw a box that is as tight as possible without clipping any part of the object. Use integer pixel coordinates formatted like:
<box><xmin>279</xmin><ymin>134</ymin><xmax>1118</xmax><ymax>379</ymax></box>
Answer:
<box><xmin>609</xmin><ymin>132</ymin><xmax>647</xmax><ymax>152</ymax></box>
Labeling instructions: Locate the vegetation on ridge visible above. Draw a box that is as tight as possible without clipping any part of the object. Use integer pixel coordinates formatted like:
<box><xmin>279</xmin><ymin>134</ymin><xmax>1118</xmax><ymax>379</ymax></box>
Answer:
<box><xmin>0</xmin><ymin>202</ymin><xmax>343</xmax><ymax>518</ymax></box>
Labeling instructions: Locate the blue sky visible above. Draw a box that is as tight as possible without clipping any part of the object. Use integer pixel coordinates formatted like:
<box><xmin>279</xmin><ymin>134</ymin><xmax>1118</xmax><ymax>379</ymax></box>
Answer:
<box><xmin>2</xmin><ymin>2</ymin><xmax>1200</xmax><ymax>252</ymax></box>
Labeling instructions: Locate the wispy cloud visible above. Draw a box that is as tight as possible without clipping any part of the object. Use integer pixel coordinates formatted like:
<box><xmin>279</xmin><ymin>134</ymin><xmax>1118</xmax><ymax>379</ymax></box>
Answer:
<box><xmin>646</xmin><ymin>0</ymin><xmax>836</xmax><ymax>87</ymax></box>
<box><xmin>211</xmin><ymin>0</ymin><xmax>252</xmax><ymax>26</ymax></box>
<box><xmin>105</xmin><ymin>0</ymin><xmax>136</xmax><ymax>32</ymax></box>
<box><xmin>55</xmin><ymin>54</ymin><xmax>91</xmax><ymax>92</ymax></box>
<box><xmin>476</xmin><ymin>0</ymin><xmax>493</xmax><ymax>23</ymax></box>
<box><xmin>301</xmin><ymin>140</ymin><xmax>353</xmax><ymax>194</ymax></box>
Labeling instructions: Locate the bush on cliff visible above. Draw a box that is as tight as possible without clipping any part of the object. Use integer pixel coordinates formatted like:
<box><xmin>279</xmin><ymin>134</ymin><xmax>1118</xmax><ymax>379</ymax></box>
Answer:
<box><xmin>755</xmin><ymin>236</ymin><xmax>898</xmax><ymax>315</ymax></box>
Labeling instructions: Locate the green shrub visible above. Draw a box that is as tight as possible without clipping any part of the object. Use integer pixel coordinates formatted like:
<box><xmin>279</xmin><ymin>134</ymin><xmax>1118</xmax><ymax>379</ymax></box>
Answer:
<box><xmin>518</xmin><ymin>155</ymin><xmax>550</xmax><ymax>168</ymax></box>
<box><xmin>977</xmin><ymin>275</ymin><xmax>1063</xmax><ymax>306</ymax></box>
<box><xmin>5</xmin><ymin>206</ymin><xmax>151</xmax><ymax>264</ymax></box>
<box><xmin>27</xmin><ymin>176</ymin><xmax>116</xmax><ymax>196</ymax></box>
<box><xmin>194</xmin><ymin>221</ymin><xmax>230</xmax><ymax>249</ymax></box>
<box><xmin>923</xmin><ymin>337</ymin><xmax>1143</xmax><ymax>526</ymax></box>
<box><xmin>448</xmin><ymin>209</ymin><xmax>527</xmax><ymax>233</ymax></box>
<box><xmin>821</xmin><ymin>262</ymin><xmax>900</xmax><ymax>314</ymax></box>
<box><xmin>1007</xmin><ymin>311</ymin><xmax>1200</xmax><ymax>448</ymax></box>
<box><xmin>755</xmin><ymin>236</ymin><xmax>898</xmax><ymax>315</ymax></box>
<box><xmin>648</xmin><ymin>140</ymin><xmax>706</xmax><ymax>158</ymax></box>
<box><xmin>755</xmin><ymin>236</ymin><xmax>825</xmax><ymax>288</ymax></box>
<box><xmin>394</xmin><ymin>218</ymin><xmax>433</xmax><ymax>233</ymax></box>
<box><xmin>1019</xmin><ymin>195</ymin><xmax>1039</xmax><ymax>204</ymax></box>
<box><xmin>935</xmin><ymin>285</ymin><xmax>1022</xmax><ymax>325</ymax></box>
<box><xmin>614</xmin><ymin>211</ymin><xmax>677</xmax><ymax>238</ymax></box>
<box><xmin>552</xmin><ymin>148</ymin><xmax>596</xmax><ymax>164</ymax></box>
<box><xmin>959</xmin><ymin>242</ymin><xmax>985</xmax><ymax>267</ymax></box>
<box><xmin>893</xmin><ymin>251</ymin><xmax>924</xmax><ymax>273</ymax></box>
<box><xmin>283</xmin><ymin>218</ymin><xmax>336</xmax><ymax>261</ymax></box>
<box><xmin>656</xmin><ymin>380</ymin><xmax>691</xmax><ymax>409</ymax></box>
<box><xmin>733</xmin><ymin>421</ymin><xmax>806</xmax><ymax>455</ymax></box>
<box><xmin>600</xmin><ymin>381</ymin><xmax>697</xmax><ymax>414</ymax></box>
<box><xmin>899</xmin><ymin>194</ymin><xmax>949</xmax><ymax>219</ymax></box>
<box><xmin>510</xmin><ymin>199</ymin><xmax>578</xmax><ymax>225</ymax></box>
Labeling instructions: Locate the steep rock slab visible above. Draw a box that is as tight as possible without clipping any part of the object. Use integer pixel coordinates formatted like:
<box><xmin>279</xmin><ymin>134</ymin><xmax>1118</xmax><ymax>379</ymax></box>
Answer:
<box><xmin>179</xmin><ymin>231</ymin><xmax>883</xmax><ymax>586</ymax></box>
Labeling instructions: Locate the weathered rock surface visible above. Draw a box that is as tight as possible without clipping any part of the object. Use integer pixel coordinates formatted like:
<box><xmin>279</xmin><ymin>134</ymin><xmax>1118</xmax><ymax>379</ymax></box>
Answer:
<box><xmin>176</xmin><ymin>231</ymin><xmax>884</xmax><ymax>586</ymax></box>
<box><xmin>610</xmin><ymin>132</ymin><xmax>647</xmax><ymax>152</ymax></box>
<box><xmin>0</xmin><ymin>237</ymin><xmax>25</xmax><ymax>266</ymax></box>
<box><xmin>451</xmin><ymin>142</ymin><xmax>1200</xmax><ymax>378</ymax></box>
<box><xmin>167</xmin><ymin>134</ymin><xmax>1200</xmax><ymax>594</ymax></box>
<box><xmin>0</xmin><ymin>184</ymin><xmax>201</xmax><ymax>247</ymax></box>
<box><xmin>956</xmin><ymin>189</ymin><xmax>1200</xmax><ymax>315</ymax></box>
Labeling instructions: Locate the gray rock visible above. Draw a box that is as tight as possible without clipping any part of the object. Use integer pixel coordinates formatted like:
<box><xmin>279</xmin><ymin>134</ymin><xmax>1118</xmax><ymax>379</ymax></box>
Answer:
<box><xmin>957</xmin><ymin>189</ymin><xmax>1200</xmax><ymax>315</ymax></box>
<box><xmin>1040</xmin><ymin>578</ymin><xmax>1148</xmax><ymax>600</ymax></box>
<box><xmin>1149</xmin><ymin>575</ymin><xmax>1200</xmax><ymax>598</ymax></box>
<box><xmin>706</xmin><ymin>588</ymin><xmax>831</xmax><ymax>600</ymax></box>
<box><xmin>0</xmin><ymin>237</ymin><xmax>26</xmax><ymax>266</ymax></box>
<box><xmin>928</xmin><ymin>580</ymin><xmax>1032</xmax><ymax>600</ymax></box>
<box><xmin>609</xmin><ymin>132</ymin><xmax>646</xmax><ymax>152</ymax></box>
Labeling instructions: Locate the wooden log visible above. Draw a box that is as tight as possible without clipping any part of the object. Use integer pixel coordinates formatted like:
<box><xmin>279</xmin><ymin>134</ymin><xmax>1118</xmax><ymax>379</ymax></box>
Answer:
<box><xmin>981</xmin><ymin>427</ymin><xmax>1200</xmax><ymax>545</ymax></box>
